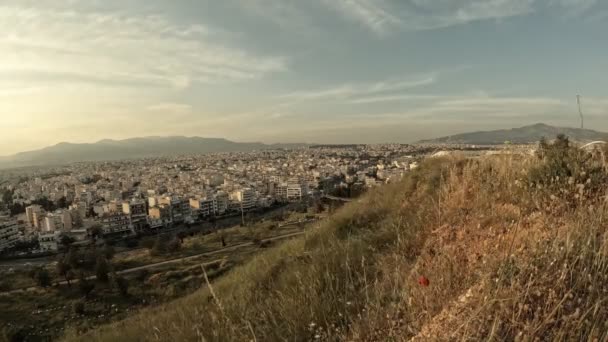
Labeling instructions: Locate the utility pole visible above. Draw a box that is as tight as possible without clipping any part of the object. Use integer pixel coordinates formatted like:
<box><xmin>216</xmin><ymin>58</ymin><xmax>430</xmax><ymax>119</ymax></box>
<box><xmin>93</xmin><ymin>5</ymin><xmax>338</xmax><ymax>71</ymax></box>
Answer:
<box><xmin>577</xmin><ymin>95</ymin><xmax>584</xmax><ymax>129</ymax></box>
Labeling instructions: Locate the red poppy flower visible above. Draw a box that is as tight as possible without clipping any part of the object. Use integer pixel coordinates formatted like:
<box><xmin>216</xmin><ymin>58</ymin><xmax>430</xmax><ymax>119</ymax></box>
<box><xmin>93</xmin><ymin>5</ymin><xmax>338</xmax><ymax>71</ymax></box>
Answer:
<box><xmin>418</xmin><ymin>276</ymin><xmax>430</xmax><ymax>287</ymax></box>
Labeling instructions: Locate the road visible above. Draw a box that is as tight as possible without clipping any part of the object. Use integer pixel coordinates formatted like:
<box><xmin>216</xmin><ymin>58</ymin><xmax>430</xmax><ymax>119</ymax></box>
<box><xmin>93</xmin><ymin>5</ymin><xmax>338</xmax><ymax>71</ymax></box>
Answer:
<box><xmin>0</xmin><ymin>230</ymin><xmax>305</xmax><ymax>296</ymax></box>
<box><xmin>322</xmin><ymin>195</ymin><xmax>354</xmax><ymax>202</ymax></box>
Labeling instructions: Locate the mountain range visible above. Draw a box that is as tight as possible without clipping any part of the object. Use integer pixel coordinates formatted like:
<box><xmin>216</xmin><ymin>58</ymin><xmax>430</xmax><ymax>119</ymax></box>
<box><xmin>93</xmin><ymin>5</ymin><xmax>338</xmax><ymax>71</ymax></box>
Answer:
<box><xmin>419</xmin><ymin>123</ymin><xmax>608</xmax><ymax>145</ymax></box>
<box><xmin>0</xmin><ymin>137</ymin><xmax>306</xmax><ymax>169</ymax></box>
<box><xmin>2</xmin><ymin>124</ymin><xmax>606</xmax><ymax>169</ymax></box>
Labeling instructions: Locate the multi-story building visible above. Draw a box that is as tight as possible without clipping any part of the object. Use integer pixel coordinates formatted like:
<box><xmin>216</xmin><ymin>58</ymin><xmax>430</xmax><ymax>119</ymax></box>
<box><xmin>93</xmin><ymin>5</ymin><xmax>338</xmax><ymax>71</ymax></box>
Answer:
<box><xmin>159</xmin><ymin>196</ymin><xmax>188</xmax><ymax>223</ymax></box>
<box><xmin>0</xmin><ymin>220</ymin><xmax>22</xmax><ymax>253</ymax></box>
<box><xmin>39</xmin><ymin>231</ymin><xmax>59</xmax><ymax>252</ymax></box>
<box><xmin>122</xmin><ymin>199</ymin><xmax>148</xmax><ymax>232</ymax></box>
<box><xmin>148</xmin><ymin>204</ymin><xmax>172</xmax><ymax>229</ymax></box>
<box><xmin>25</xmin><ymin>205</ymin><xmax>42</xmax><ymax>228</ymax></box>
<box><xmin>275</xmin><ymin>184</ymin><xmax>288</xmax><ymax>202</ymax></box>
<box><xmin>61</xmin><ymin>210</ymin><xmax>73</xmax><ymax>231</ymax></box>
<box><xmin>32</xmin><ymin>211</ymin><xmax>46</xmax><ymax>230</ymax></box>
<box><xmin>231</xmin><ymin>188</ymin><xmax>256</xmax><ymax>211</ymax></box>
<box><xmin>100</xmin><ymin>213</ymin><xmax>132</xmax><ymax>236</ymax></box>
<box><xmin>44</xmin><ymin>213</ymin><xmax>62</xmax><ymax>232</ymax></box>
<box><xmin>190</xmin><ymin>198</ymin><xmax>216</xmax><ymax>218</ymax></box>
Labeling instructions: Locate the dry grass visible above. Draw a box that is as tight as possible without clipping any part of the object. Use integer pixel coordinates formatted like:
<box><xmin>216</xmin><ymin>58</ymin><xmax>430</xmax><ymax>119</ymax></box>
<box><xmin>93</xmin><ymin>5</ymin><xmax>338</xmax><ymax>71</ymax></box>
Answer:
<box><xmin>61</xmin><ymin>139</ymin><xmax>608</xmax><ymax>342</ymax></box>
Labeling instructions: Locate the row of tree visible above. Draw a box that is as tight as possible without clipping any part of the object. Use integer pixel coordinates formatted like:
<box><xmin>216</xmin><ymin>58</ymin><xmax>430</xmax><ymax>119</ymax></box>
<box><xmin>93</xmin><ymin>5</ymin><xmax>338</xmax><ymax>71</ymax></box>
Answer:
<box><xmin>29</xmin><ymin>242</ymin><xmax>128</xmax><ymax>298</ymax></box>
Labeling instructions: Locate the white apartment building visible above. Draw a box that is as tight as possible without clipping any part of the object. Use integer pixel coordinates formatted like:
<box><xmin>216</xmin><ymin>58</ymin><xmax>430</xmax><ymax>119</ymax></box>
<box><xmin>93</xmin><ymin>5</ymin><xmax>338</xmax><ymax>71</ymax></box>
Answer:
<box><xmin>231</xmin><ymin>188</ymin><xmax>256</xmax><ymax>211</ymax></box>
<box><xmin>215</xmin><ymin>192</ymin><xmax>229</xmax><ymax>215</ymax></box>
<box><xmin>39</xmin><ymin>231</ymin><xmax>59</xmax><ymax>252</ymax></box>
<box><xmin>44</xmin><ymin>214</ymin><xmax>62</xmax><ymax>232</ymax></box>
<box><xmin>100</xmin><ymin>213</ymin><xmax>133</xmax><ymax>236</ymax></box>
<box><xmin>190</xmin><ymin>198</ymin><xmax>216</xmax><ymax>218</ymax></box>
<box><xmin>25</xmin><ymin>205</ymin><xmax>42</xmax><ymax>228</ymax></box>
<box><xmin>286</xmin><ymin>178</ymin><xmax>309</xmax><ymax>202</ymax></box>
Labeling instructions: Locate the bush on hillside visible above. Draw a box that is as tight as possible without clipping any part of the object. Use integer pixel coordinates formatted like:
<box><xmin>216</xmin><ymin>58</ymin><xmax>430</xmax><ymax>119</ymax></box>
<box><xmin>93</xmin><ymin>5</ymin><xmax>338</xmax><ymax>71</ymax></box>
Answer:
<box><xmin>528</xmin><ymin>135</ymin><xmax>608</xmax><ymax>207</ymax></box>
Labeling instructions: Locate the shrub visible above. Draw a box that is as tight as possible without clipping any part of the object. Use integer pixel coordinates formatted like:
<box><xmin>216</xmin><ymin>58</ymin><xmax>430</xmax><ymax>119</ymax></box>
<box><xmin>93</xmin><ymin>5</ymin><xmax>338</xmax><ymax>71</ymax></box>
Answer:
<box><xmin>95</xmin><ymin>257</ymin><xmax>110</xmax><ymax>283</ymax></box>
<box><xmin>78</xmin><ymin>273</ymin><xmax>95</xmax><ymax>298</ymax></box>
<box><xmin>103</xmin><ymin>244</ymin><xmax>115</xmax><ymax>260</ymax></box>
<box><xmin>73</xmin><ymin>301</ymin><xmax>85</xmax><ymax>315</ymax></box>
<box><xmin>150</xmin><ymin>237</ymin><xmax>167</xmax><ymax>256</ymax></box>
<box><xmin>30</xmin><ymin>267</ymin><xmax>52</xmax><ymax>288</ymax></box>
<box><xmin>139</xmin><ymin>237</ymin><xmax>156</xmax><ymax>250</ymax></box>
<box><xmin>114</xmin><ymin>276</ymin><xmax>129</xmax><ymax>297</ymax></box>
<box><xmin>166</xmin><ymin>238</ymin><xmax>182</xmax><ymax>254</ymax></box>
<box><xmin>528</xmin><ymin>135</ymin><xmax>608</xmax><ymax>207</ymax></box>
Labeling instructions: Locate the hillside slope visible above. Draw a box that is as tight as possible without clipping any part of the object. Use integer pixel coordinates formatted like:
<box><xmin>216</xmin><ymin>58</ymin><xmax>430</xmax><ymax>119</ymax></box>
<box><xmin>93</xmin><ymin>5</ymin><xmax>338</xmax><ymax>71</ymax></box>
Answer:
<box><xmin>61</xmin><ymin>138</ymin><xmax>608</xmax><ymax>341</ymax></box>
<box><xmin>420</xmin><ymin>123</ymin><xmax>608</xmax><ymax>145</ymax></box>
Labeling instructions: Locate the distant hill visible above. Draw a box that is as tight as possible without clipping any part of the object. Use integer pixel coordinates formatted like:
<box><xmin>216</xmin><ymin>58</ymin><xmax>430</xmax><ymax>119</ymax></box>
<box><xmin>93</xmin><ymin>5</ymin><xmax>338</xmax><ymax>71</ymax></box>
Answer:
<box><xmin>420</xmin><ymin>123</ymin><xmax>608</xmax><ymax>145</ymax></box>
<box><xmin>0</xmin><ymin>137</ymin><xmax>307</xmax><ymax>169</ymax></box>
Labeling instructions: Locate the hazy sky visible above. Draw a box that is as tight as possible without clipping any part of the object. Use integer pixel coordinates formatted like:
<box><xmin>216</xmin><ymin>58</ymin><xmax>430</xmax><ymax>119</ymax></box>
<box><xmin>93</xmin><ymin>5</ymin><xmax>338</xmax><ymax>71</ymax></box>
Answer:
<box><xmin>1</xmin><ymin>0</ymin><xmax>607</xmax><ymax>155</ymax></box>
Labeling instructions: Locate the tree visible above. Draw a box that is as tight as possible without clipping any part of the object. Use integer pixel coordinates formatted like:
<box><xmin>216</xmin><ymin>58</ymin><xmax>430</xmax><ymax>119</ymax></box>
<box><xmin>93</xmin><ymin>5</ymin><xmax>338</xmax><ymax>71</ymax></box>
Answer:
<box><xmin>55</xmin><ymin>196</ymin><xmax>69</xmax><ymax>209</ymax></box>
<box><xmin>78</xmin><ymin>273</ymin><xmax>95</xmax><ymax>298</ymax></box>
<box><xmin>73</xmin><ymin>301</ymin><xmax>85</xmax><ymax>315</ymax></box>
<box><xmin>102</xmin><ymin>244</ymin><xmax>115</xmax><ymax>260</ymax></box>
<box><xmin>1</xmin><ymin>189</ymin><xmax>13</xmax><ymax>207</ymax></box>
<box><xmin>113</xmin><ymin>275</ymin><xmax>129</xmax><ymax>297</ymax></box>
<box><xmin>30</xmin><ymin>268</ymin><xmax>52</xmax><ymax>288</ymax></box>
<box><xmin>57</xmin><ymin>259</ymin><xmax>73</xmax><ymax>286</ymax></box>
<box><xmin>139</xmin><ymin>236</ymin><xmax>156</xmax><ymax>250</ymax></box>
<box><xmin>177</xmin><ymin>231</ymin><xmax>187</xmax><ymax>243</ymax></box>
<box><xmin>66</xmin><ymin>248</ymin><xmax>81</xmax><ymax>270</ymax></box>
<box><xmin>89</xmin><ymin>225</ymin><xmax>103</xmax><ymax>242</ymax></box>
<box><xmin>150</xmin><ymin>237</ymin><xmax>167</xmax><ymax>256</ymax></box>
<box><xmin>59</xmin><ymin>234</ymin><xmax>76</xmax><ymax>251</ymax></box>
<box><xmin>166</xmin><ymin>237</ymin><xmax>182</xmax><ymax>253</ymax></box>
<box><xmin>95</xmin><ymin>256</ymin><xmax>110</xmax><ymax>283</ymax></box>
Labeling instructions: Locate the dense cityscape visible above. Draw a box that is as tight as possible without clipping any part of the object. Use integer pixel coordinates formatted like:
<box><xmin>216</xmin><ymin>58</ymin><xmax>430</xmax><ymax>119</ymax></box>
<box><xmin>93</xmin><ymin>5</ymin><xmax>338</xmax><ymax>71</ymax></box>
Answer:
<box><xmin>0</xmin><ymin>144</ymin><xmax>466</xmax><ymax>256</ymax></box>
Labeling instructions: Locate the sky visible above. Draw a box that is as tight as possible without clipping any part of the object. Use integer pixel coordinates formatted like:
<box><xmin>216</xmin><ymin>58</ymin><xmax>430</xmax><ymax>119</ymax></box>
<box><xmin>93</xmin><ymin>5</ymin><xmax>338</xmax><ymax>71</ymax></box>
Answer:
<box><xmin>0</xmin><ymin>0</ymin><xmax>607</xmax><ymax>155</ymax></box>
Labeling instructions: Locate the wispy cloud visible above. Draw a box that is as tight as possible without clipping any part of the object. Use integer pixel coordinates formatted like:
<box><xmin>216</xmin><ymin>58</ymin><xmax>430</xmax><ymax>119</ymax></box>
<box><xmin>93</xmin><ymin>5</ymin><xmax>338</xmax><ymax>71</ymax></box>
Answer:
<box><xmin>321</xmin><ymin>0</ymin><xmax>536</xmax><ymax>34</ymax></box>
<box><xmin>280</xmin><ymin>73</ymin><xmax>437</xmax><ymax>101</ymax></box>
<box><xmin>321</xmin><ymin>0</ymin><xmax>402</xmax><ymax>35</ymax></box>
<box><xmin>0</xmin><ymin>3</ymin><xmax>287</xmax><ymax>91</ymax></box>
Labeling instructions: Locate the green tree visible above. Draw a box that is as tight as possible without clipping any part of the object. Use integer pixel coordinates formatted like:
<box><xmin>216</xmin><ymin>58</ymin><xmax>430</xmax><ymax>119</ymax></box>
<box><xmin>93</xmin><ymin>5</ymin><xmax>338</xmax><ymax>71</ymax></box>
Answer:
<box><xmin>177</xmin><ymin>231</ymin><xmax>187</xmax><ymax>243</ymax></box>
<box><xmin>103</xmin><ymin>244</ymin><xmax>115</xmax><ymax>260</ymax></box>
<box><xmin>73</xmin><ymin>301</ymin><xmax>85</xmax><ymax>315</ymax></box>
<box><xmin>89</xmin><ymin>225</ymin><xmax>103</xmax><ymax>242</ymax></box>
<box><xmin>95</xmin><ymin>257</ymin><xmax>110</xmax><ymax>283</ymax></box>
<box><xmin>66</xmin><ymin>248</ymin><xmax>81</xmax><ymax>270</ymax></box>
<box><xmin>55</xmin><ymin>196</ymin><xmax>69</xmax><ymax>209</ymax></box>
<box><xmin>113</xmin><ymin>275</ymin><xmax>129</xmax><ymax>297</ymax></box>
<box><xmin>78</xmin><ymin>273</ymin><xmax>95</xmax><ymax>298</ymax></box>
<box><xmin>150</xmin><ymin>236</ymin><xmax>167</xmax><ymax>256</ymax></box>
<box><xmin>57</xmin><ymin>259</ymin><xmax>73</xmax><ymax>286</ymax></box>
<box><xmin>166</xmin><ymin>237</ymin><xmax>182</xmax><ymax>253</ymax></box>
<box><xmin>139</xmin><ymin>236</ymin><xmax>156</xmax><ymax>250</ymax></box>
<box><xmin>30</xmin><ymin>268</ymin><xmax>52</xmax><ymax>288</ymax></box>
<box><xmin>59</xmin><ymin>234</ymin><xmax>76</xmax><ymax>251</ymax></box>
<box><xmin>1</xmin><ymin>189</ymin><xmax>13</xmax><ymax>207</ymax></box>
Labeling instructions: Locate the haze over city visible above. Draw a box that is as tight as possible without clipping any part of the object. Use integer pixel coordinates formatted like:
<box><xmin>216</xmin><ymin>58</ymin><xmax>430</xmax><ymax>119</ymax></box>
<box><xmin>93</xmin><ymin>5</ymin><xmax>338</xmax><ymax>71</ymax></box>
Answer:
<box><xmin>1</xmin><ymin>0</ymin><xmax>607</xmax><ymax>155</ymax></box>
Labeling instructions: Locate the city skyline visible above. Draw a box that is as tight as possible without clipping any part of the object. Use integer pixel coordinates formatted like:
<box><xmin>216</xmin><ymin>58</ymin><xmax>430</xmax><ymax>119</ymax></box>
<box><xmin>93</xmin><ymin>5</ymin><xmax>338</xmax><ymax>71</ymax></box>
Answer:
<box><xmin>1</xmin><ymin>0</ymin><xmax>608</xmax><ymax>155</ymax></box>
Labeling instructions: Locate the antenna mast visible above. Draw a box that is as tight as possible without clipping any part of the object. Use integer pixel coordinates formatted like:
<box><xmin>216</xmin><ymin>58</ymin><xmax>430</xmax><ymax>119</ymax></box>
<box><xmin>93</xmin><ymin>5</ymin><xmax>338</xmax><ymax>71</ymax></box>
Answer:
<box><xmin>577</xmin><ymin>95</ymin><xmax>584</xmax><ymax>129</ymax></box>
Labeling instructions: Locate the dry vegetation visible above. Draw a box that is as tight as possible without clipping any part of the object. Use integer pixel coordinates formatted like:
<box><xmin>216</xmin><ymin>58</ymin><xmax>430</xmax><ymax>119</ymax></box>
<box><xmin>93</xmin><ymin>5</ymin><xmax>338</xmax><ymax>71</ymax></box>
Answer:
<box><xmin>58</xmin><ymin>136</ymin><xmax>608</xmax><ymax>341</ymax></box>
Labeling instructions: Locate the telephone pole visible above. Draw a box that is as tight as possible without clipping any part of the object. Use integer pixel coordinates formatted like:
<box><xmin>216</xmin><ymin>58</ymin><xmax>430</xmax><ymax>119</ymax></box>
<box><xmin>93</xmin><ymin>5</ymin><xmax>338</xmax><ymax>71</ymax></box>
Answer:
<box><xmin>577</xmin><ymin>95</ymin><xmax>584</xmax><ymax>129</ymax></box>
